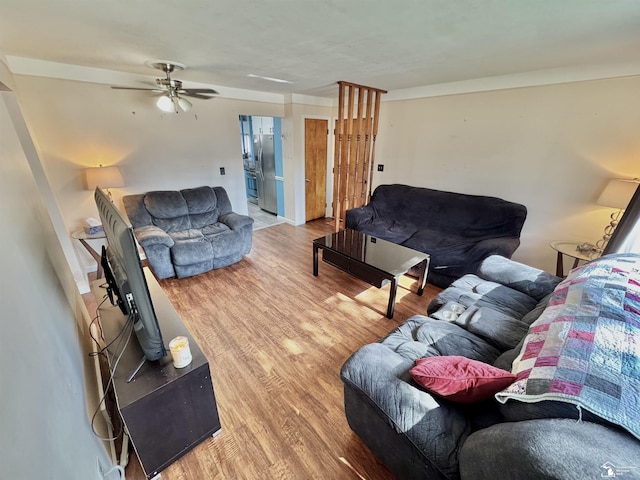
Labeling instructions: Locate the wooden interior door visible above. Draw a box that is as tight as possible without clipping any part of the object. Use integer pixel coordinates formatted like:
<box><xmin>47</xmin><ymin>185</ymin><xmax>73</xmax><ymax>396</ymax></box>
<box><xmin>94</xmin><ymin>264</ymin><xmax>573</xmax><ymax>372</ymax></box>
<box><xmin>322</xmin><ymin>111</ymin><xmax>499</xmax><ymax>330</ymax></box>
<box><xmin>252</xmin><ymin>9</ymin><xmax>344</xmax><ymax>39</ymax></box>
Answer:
<box><xmin>305</xmin><ymin>118</ymin><xmax>328</xmax><ymax>222</ymax></box>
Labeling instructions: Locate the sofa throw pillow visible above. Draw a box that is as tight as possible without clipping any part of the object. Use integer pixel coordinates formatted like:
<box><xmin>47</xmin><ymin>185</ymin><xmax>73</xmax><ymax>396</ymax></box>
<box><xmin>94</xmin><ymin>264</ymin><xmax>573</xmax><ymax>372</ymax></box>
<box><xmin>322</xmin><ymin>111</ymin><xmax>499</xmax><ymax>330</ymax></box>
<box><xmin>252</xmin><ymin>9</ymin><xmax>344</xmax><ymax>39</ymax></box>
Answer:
<box><xmin>410</xmin><ymin>356</ymin><xmax>517</xmax><ymax>403</ymax></box>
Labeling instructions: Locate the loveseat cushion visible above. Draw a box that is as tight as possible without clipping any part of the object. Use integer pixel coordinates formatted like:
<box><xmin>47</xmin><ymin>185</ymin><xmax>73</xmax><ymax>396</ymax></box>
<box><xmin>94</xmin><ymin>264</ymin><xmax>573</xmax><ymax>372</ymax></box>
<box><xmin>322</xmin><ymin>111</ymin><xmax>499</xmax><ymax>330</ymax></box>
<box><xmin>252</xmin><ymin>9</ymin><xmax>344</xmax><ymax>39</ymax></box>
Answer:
<box><xmin>144</xmin><ymin>191</ymin><xmax>191</xmax><ymax>233</ymax></box>
<box><xmin>171</xmin><ymin>237</ymin><xmax>213</xmax><ymax>266</ymax></box>
<box><xmin>182</xmin><ymin>186</ymin><xmax>220</xmax><ymax>228</ymax></box>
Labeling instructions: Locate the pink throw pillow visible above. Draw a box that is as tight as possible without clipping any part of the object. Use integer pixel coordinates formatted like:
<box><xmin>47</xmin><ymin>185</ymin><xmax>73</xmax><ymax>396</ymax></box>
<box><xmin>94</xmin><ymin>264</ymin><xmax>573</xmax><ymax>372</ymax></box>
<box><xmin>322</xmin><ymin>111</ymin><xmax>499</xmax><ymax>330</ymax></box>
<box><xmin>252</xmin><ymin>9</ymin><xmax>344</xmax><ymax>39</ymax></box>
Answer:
<box><xmin>409</xmin><ymin>356</ymin><xmax>517</xmax><ymax>404</ymax></box>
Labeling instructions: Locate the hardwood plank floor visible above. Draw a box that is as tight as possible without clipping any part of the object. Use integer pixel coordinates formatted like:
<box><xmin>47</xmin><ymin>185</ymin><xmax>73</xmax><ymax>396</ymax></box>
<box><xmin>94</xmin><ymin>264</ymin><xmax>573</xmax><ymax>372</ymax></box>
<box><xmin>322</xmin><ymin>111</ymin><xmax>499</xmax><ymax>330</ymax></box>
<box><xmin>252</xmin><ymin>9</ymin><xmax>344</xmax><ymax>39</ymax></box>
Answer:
<box><xmin>113</xmin><ymin>220</ymin><xmax>441</xmax><ymax>479</ymax></box>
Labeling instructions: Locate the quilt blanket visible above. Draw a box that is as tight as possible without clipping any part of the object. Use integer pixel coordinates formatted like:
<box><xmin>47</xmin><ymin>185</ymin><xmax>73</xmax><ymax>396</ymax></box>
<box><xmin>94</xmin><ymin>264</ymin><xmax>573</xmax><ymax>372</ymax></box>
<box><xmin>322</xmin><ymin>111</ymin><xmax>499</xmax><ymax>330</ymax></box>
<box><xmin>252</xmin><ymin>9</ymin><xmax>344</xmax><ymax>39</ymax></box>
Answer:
<box><xmin>495</xmin><ymin>253</ymin><xmax>640</xmax><ymax>439</ymax></box>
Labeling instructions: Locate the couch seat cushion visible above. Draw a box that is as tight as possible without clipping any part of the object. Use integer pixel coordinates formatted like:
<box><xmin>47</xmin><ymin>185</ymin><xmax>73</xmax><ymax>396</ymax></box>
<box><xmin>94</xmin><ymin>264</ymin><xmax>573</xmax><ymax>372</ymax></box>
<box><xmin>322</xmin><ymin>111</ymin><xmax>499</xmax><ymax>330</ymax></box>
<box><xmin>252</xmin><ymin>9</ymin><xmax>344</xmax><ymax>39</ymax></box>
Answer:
<box><xmin>201</xmin><ymin>223</ymin><xmax>231</xmax><ymax>237</ymax></box>
<box><xmin>170</xmin><ymin>231</ymin><xmax>213</xmax><ymax>266</ymax></box>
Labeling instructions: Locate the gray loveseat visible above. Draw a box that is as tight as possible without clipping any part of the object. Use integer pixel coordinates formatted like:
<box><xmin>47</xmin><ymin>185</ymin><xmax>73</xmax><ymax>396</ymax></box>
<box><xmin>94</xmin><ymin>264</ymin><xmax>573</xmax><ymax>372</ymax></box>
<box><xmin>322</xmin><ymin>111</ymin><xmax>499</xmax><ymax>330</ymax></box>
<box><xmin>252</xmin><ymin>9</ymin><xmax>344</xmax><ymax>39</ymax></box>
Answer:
<box><xmin>345</xmin><ymin>184</ymin><xmax>527</xmax><ymax>288</ymax></box>
<box><xmin>123</xmin><ymin>186</ymin><xmax>253</xmax><ymax>279</ymax></box>
<box><xmin>341</xmin><ymin>254</ymin><xmax>640</xmax><ymax>479</ymax></box>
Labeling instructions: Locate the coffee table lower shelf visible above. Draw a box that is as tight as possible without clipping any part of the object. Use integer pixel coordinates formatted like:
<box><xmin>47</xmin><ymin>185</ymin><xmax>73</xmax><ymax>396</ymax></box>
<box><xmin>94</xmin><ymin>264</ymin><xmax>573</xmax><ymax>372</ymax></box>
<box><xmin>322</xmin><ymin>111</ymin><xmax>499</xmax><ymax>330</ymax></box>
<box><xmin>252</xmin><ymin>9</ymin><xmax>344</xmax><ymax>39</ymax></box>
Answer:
<box><xmin>312</xmin><ymin>231</ymin><xmax>429</xmax><ymax>319</ymax></box>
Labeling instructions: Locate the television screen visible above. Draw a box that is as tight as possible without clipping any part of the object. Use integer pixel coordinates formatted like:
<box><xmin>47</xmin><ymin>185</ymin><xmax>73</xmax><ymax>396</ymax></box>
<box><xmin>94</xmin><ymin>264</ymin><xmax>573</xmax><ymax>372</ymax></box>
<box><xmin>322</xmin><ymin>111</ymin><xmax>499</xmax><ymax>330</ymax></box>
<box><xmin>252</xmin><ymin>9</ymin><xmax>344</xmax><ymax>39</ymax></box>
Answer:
<box><xmin>94</xmin><ymin>187</ymin><xmax>167</xmax><ymax>362</ymax></box>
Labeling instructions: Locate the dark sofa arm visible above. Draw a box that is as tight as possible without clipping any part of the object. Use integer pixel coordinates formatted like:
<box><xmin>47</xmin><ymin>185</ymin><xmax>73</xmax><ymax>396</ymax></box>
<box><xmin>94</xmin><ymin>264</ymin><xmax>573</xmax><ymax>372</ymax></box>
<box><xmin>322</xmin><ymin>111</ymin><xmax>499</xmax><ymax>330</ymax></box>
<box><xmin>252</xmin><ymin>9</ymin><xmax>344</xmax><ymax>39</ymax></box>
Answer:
<box><xmin>345</xmin><ymin>205</ymin><xmax>375</xmax><ymax>229</ymax></box>
<box><xmin>467</xmin><ymin>236</ymin><xmax>521</xmax><ymax>259</ymax></box>
<box><xmin>477</xmin><ymin>255</ymin><xmax>561</xmax><ymax>301</ymax></box>
<box><xmin>219</xmin><ymin>212</ymin><xmax>254</xmax><ymax>231</ymax></box>
<box><xmin>133</xmin><ymin>225</ymin><xmax>174</xmax><ymax>248</ymax></box>
<box><xmin>459</xmin><ymin>418</ymin><xmax>640</xmax><ymax>480</ymax></box>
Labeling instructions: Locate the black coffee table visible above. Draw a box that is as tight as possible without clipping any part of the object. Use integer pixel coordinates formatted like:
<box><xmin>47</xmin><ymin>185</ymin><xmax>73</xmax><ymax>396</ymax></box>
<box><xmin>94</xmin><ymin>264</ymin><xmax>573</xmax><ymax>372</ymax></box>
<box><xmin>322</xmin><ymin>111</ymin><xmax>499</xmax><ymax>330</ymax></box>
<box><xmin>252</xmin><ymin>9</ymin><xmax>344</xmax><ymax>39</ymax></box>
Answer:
<box><xmin>312</xmin><ymin>229</ymin><xmax>430</xmax><ymax>318</ymax></box>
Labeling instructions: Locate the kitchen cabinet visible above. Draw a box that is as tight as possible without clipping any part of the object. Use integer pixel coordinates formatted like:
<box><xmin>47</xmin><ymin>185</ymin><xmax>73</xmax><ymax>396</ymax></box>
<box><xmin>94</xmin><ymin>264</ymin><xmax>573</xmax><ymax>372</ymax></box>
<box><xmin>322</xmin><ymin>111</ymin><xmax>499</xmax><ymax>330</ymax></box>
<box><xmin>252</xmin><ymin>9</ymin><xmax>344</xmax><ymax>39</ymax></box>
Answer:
<box><xmin>251</xmin><ymin>116</ymin><xmax>274</xmax><ymax>134</ymax></box>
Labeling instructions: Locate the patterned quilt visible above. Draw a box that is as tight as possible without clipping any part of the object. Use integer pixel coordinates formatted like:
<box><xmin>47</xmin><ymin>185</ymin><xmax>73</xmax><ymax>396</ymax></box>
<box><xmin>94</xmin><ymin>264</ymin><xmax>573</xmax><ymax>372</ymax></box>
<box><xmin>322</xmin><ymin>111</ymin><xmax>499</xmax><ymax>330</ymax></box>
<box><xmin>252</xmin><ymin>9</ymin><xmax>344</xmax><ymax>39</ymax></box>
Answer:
<box><xmin>495</xmin><ymin>253</ymin><xmax>640</xmax><ymax>439</ymax></box>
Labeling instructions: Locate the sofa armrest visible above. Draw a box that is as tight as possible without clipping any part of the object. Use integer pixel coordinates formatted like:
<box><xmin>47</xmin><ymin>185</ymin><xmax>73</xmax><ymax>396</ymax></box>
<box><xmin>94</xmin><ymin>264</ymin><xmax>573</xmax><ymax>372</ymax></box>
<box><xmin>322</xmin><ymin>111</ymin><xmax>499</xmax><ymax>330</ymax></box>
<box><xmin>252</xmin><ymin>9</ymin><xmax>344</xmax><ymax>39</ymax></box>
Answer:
<box><xmin>459</xmin><ymin>418</ymin><xmax>640</xmax><ymax>480</ymax></box>
<box><xmin>341</xmin><ymin>342</ymin><xmax>471</xmax><ymax>479</ymax></box>
<box><xmin>133</xmin><ymin>225</ymin><xmax>174</xmax><ymax>248</ymax></box>
<box><xmin>477</xmin><ymin>255</ymin><xmax>561</xmax><ymax>301</ymax></box>
<box><xmin>345</xmin><ymin>205</ymin><xmax>375</xmax><ymax>229</ymax></box>
<box><xmin>219</xmin><ymin>212</ymin><xmax>254</xmax><ymax>230</ymax></box>
<box><xmin>467</xmin><ymin>236</ymin><xmax>521</xmax><ymax>259</ymax></box>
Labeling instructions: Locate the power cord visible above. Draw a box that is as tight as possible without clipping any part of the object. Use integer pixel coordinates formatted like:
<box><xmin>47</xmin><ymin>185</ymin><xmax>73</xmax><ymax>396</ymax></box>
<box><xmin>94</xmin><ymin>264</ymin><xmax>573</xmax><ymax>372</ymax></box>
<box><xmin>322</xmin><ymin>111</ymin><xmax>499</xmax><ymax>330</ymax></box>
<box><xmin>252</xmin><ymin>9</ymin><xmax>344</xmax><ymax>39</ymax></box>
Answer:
<box><xmin>89</xmin><ymin>295</ymin><xmax>136</xmax><ymax>442</ymax></box>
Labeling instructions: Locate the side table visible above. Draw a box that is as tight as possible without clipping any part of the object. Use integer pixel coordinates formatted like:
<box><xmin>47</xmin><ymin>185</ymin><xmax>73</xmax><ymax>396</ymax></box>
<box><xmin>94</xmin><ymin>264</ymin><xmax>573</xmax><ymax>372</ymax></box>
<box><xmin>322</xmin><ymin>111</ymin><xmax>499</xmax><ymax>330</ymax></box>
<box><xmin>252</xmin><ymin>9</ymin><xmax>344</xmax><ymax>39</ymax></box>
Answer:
<box><xmin>549</xmin><ymin>241</ymin><xmax>601</xmax><ymax>277</ymax></box>
<box><xmin>72</xmin><ymin>230</ymin><xmax>106</xmax><ymax>278</ymax></box>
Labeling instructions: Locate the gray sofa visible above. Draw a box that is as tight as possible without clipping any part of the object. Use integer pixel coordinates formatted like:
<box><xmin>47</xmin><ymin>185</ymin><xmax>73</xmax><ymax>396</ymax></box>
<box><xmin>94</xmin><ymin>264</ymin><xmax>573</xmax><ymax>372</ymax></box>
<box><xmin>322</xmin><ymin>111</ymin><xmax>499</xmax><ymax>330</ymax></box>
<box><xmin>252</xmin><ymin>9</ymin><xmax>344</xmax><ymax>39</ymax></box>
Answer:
<box><xmin>345</xmin><ymin>184</ymin><xmax>527</xmax><ymax>288</ymax></box>
<box><xmin>341</xmin><ymin>254</ymin><xmax>640</xmax><ymax>479</ymax></box>
<box><xmin>123</xmin><ymin>186</ymin><xmax>253</xmax><ymax>279</ymax></box>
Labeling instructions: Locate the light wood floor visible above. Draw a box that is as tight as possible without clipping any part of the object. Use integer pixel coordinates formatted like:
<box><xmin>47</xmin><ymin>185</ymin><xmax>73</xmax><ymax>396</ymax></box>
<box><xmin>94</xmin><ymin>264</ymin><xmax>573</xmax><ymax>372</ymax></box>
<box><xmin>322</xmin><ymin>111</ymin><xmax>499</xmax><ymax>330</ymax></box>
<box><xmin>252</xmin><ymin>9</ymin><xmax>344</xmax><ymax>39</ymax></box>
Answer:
<box><xmin>93</xmin><ymin>219</ymin><xmax>441</xmax><ymax>479</ymax></box>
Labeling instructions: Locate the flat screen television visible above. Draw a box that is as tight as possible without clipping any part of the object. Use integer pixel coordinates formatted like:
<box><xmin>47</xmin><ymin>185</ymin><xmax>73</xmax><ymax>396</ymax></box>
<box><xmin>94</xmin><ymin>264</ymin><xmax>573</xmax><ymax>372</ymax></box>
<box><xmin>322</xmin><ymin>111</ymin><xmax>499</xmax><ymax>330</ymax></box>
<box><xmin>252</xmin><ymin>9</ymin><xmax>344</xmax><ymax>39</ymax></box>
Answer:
<box><xmin>95</xmin><ymin>187</ymin><xmax>167</xmax><ymax>362</ymax></box>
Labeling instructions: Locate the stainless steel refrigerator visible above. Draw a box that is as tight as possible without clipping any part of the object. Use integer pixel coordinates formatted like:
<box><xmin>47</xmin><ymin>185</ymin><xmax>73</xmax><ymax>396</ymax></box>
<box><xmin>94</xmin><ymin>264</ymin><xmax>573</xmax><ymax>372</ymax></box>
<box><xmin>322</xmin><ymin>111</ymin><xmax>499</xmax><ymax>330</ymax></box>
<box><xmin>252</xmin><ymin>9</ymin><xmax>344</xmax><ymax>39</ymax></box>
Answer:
<box><xmin>254</xmin><ymin>133</ymin><xmax>277</xmax><ymax>214</ymax></box>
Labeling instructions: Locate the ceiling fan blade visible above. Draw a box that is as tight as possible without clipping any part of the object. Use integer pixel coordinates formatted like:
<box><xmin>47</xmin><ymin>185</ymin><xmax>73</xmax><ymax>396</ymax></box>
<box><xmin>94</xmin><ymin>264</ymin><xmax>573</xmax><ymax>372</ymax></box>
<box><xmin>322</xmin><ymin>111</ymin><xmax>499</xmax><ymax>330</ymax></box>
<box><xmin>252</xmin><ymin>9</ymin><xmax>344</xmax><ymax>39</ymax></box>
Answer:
<box><xmin>178</xmin><ymin>92</ymin><xmax>217</xmax><ymax>100</ymax></box>
<box><xmin>180</xmin><ymin>88</ymin><xmax>219</xmax><ymax>95</ymax></box>
<box><xmin>111</xmin><ymin>86</ymin><xmax>164</xmax><ymax>92</ymax></box>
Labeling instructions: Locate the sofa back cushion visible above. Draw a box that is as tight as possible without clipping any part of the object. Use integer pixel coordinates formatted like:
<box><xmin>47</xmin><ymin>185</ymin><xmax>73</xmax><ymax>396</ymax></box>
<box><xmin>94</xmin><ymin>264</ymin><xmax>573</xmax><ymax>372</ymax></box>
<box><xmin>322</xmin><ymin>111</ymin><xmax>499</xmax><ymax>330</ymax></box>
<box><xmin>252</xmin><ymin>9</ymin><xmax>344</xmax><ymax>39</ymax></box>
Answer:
<box><xmin>182</xmin><ymin>186</ymin><xmax>219</xmax><ymax>228</ymax></box>
<box><xmin>124</xmin><ymin>186</ymin><xmax>234</xmax><ymax>234</ymax></box>
<box><xmin>143</xmin><ymin>191</ymin><xmax>191</xmax><ymax>233</ymax></box>
<box><xmin>371</xmin><ymin>184</ymin><xmax>527</xmax><ymax>238</ymax></box>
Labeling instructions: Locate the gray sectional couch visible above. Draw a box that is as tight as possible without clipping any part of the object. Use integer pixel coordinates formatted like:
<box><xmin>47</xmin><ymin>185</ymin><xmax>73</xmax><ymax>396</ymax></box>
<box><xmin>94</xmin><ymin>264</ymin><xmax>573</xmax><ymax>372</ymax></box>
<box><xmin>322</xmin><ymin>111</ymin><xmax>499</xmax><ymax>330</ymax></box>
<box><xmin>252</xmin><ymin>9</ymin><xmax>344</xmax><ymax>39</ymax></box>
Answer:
<box><xmin>123</xmin><ymin>186</ymin><xmax>253</xmax><ymax>279</ymax></box>
<box><xmin>345</xmin><ymin>184</ymin><xmax>527</xmax><ymax>288</ymax></box>
<box><xmin>341</xmin><ymin>254</ymin><xmax>640</xmax><ymax>479</ymax></box>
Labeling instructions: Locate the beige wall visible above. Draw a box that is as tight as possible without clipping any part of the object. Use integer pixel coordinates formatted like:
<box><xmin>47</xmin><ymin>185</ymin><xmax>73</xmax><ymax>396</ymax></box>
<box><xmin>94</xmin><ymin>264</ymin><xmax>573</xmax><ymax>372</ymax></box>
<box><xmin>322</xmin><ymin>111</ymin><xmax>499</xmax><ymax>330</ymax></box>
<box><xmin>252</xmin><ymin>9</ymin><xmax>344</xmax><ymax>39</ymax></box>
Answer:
<box><xmin>12</xmin><ymin>75</ymin><xmax>285</xmax><ymax>280</ymax></box>
<box><xmin>12</xmin><ymin>70</ymin><xmax>640</xmax><ymax>277</ymax></box>
<box><xmin>373</xmin><ymin>76</ymin><xmax>640</xmax><ymax>273</ymax></box>
<box><xmin>0</xmin><ymin>59</ymin><xmax>113</xmax><ymax>479</ymax></box>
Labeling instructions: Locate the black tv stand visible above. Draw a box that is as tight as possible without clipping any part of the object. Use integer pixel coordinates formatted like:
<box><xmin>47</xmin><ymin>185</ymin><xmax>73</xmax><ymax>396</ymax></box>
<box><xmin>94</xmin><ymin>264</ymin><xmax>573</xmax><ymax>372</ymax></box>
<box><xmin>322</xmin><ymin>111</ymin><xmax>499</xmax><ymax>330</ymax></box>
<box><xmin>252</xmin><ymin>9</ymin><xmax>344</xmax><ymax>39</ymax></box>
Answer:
<box><xmin>94</xmin><ymin>268</ymin><xmax>221</xmax><ymax>479</ymax></box>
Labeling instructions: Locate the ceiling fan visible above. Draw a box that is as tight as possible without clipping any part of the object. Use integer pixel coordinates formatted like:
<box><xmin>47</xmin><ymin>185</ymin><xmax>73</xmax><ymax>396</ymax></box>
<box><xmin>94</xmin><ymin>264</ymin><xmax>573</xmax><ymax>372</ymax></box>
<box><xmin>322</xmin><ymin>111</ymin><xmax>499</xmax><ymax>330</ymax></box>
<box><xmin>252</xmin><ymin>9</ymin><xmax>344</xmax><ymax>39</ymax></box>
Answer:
<box><xmin>111</xmin><ymin>60</ymin><xmax>219</xmax><ymax>113</ymax></box>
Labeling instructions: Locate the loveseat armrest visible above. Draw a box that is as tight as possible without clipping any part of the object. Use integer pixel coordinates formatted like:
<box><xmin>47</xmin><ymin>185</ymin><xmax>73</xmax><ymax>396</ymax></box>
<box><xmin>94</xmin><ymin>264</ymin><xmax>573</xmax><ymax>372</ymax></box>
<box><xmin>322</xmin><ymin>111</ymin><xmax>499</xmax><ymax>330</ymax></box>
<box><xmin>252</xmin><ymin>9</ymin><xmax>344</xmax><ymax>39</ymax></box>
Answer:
<box><xmin>219</xmin><ymin>212</ymin><xmax>254</xmax><ymax>230</ymax></box>
<box><xmin>345</xmin><ymin>205</ymin><xmax>375</xmax><ymax>230</ymax></box>
<box><xmin>459</xmin><ymin>418</ymin><xmax>640</xmax><ymax>480</ymax></box>
<box><xmin>477</xmin><ymin>255</ymin><xmax>561</xmax><ymax>301</ymax></box>
<box><xmin>133</xmin><ymin>225</ymin><xmax>174</xmax><ymax>248</ymax></box>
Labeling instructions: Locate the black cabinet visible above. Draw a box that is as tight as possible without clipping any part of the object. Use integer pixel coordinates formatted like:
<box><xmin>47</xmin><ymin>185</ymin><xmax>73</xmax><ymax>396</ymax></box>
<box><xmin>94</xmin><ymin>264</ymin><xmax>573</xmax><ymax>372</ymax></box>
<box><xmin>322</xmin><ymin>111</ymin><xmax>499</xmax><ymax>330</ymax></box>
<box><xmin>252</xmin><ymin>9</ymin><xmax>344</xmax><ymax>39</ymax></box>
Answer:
<box><xmin>94</xmin><ymin>269</ymin><xmax>221</xmax><ymax>478</ymax></box>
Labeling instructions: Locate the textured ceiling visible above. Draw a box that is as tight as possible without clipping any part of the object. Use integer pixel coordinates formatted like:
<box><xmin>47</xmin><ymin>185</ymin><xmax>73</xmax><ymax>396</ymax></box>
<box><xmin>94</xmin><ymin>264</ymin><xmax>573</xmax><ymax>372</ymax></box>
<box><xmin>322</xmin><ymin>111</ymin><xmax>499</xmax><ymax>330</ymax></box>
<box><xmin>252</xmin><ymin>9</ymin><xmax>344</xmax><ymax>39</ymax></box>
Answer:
<box><xmin>1</xmin><ymin>0</ymin><xmax>640</xmax><ymax>97</ymax></box>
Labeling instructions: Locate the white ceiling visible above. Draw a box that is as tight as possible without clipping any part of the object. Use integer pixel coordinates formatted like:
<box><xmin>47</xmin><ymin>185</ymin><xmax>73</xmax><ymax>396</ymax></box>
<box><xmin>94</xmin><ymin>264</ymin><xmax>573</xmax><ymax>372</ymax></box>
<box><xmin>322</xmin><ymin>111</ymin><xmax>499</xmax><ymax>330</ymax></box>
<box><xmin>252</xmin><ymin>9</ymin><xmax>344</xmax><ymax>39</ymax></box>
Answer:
<box><xmin>2</xmin><ymin>0</ymin><xmax>640</xmax><ymax>98</ymax></box>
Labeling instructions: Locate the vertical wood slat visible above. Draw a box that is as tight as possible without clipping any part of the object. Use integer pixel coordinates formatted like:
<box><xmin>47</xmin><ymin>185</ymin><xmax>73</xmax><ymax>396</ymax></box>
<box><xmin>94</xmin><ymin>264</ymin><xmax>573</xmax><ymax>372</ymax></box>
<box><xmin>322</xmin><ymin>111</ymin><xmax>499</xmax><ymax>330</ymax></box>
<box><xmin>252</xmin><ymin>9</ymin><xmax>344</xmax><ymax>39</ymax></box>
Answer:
<box><xmin>342</xmin><ymin>85</ymin><xmax>355</xmax><ymax>224</ymax></box>
<box><xmin>350</xmin><ymin>87</ymin><xmax>364</xmax><ymax>211</ymax></box>
<box><xmin>333</xmin><ymin>81</ymin><xmax>386</xmax><ymax>231</ymax></box>
<box><xmin>367</xmin><ymin>90</ymin><xmax>383</xmax><ymax>203</ymax></box>
<box><xmin>332</xmin><ymin>86</ymin><xmax>345</xmax><ymax>229</ymax></box>
<box><xmin>359</xmin><ymin>89</ymin><xmax>374</xmax><ymax>204</ymax></box>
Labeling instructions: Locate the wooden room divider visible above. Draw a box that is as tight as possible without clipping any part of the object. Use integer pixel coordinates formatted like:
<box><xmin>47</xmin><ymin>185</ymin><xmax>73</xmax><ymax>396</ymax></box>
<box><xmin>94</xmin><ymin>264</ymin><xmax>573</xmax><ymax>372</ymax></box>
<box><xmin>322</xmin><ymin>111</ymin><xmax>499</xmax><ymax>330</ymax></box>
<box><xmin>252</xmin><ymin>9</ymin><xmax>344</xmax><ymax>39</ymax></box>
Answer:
<box><xmin>332</xmin><ymin>81</ymin><xmax>387</xmax><ymax>231</ymax></box>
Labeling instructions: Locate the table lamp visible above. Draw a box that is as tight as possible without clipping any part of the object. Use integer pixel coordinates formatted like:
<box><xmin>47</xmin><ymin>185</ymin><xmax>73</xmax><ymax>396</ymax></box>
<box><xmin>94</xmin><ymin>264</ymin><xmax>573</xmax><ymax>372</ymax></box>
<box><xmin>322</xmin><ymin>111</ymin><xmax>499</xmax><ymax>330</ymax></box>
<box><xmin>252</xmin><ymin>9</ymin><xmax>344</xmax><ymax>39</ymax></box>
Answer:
<box><xmin>595</xmin><ymin>178</ymin><xmax>639</xmax><ymax>251</ymax></box>
<box><xmin>85</xmin><ymin>164</ymin><xmax>125</xmax><ymax>201</ymax></box>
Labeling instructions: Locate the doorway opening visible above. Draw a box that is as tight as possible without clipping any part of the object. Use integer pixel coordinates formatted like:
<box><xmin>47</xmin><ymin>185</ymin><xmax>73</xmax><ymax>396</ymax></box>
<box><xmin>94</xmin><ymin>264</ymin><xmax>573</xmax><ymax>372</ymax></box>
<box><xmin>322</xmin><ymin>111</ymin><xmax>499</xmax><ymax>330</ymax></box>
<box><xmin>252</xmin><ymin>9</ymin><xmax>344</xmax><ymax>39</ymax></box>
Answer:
<box><xmin>238</xmin><ymin>115</ymin><xmax>285</xmax><ymax>229</ymax></box>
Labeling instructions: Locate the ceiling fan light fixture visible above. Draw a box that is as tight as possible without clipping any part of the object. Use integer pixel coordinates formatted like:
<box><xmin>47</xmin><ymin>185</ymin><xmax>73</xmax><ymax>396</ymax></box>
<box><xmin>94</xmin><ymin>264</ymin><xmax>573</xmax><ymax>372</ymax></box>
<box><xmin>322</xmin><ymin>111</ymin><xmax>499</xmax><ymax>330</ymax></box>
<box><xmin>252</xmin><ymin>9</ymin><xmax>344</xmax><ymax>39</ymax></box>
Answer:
<box><xmin>157</xmin><ymin>95</ymin><xmax>174</xmax><ymax>112</ymax></box>
<box><xmin>177</xmin><ymin>97</ymin><xmax>192</xmax><ymax>112</ymax></box>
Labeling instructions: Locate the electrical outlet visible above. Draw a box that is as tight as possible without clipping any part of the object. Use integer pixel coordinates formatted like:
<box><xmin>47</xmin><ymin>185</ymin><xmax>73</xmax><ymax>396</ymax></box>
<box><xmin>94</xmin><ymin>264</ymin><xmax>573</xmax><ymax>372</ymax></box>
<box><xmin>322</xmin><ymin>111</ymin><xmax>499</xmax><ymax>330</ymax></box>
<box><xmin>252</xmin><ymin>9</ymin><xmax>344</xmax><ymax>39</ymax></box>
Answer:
<box><xmin>220</xmin><ymin>167</ymin><xmax>225</xmax><ymax>175</ymax></box>
<box><xmin>377</xmin><ymin>164</ymin><xmax>384</xmax><ymax>172</ymax></box>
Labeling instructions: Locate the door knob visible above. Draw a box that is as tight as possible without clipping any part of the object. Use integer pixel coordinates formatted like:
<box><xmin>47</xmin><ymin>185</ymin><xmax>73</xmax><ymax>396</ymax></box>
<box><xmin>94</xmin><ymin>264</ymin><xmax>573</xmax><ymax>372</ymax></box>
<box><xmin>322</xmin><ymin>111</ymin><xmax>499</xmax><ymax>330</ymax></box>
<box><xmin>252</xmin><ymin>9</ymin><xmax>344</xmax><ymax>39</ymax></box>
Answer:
<box><xmin>305</xmin><ymin>178</ymin><xmax>311</xmax><ymax>182</ymax></box>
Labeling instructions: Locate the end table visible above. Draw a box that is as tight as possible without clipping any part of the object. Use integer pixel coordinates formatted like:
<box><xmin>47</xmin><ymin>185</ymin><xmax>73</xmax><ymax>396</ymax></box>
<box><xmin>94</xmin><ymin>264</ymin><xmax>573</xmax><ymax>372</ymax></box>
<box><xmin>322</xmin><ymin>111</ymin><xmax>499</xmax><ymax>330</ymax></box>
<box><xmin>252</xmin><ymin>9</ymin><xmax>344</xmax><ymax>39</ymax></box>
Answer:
<box><xmin>549</xmin><ymin>241</ymin><xmax>601</xmax><ymax>277</ymax></box>
<box><xmin>72</xmin><ymin>230</ymin><xmax>106</xmax><ymax>278</ymax></box>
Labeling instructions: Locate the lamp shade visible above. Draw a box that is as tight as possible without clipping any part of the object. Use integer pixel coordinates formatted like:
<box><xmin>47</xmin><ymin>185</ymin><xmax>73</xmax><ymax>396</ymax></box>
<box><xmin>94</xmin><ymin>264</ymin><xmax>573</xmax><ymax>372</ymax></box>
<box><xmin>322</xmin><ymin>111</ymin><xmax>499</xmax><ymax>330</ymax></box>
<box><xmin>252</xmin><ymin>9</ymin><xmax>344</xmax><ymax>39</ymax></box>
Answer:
<box><xmin>84</xmin><ymin>165</ymin><xmax>125</xmax><ymax>191</ymax></box>
<box><xmin>596</xmin><ymin>179</ymin><xmax>639</xmax><ymax>210</ymax></box>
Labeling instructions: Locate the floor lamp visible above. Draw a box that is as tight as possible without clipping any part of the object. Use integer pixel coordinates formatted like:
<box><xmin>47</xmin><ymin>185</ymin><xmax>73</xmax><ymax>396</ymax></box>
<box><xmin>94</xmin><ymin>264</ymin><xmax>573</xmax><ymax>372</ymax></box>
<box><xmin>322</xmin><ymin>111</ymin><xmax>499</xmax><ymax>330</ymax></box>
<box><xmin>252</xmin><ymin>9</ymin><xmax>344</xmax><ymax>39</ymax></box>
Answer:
<box><xmin>595</xmin><ymin>178</ymin><xmax>639</xmax><ymax>252</ymax></box>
